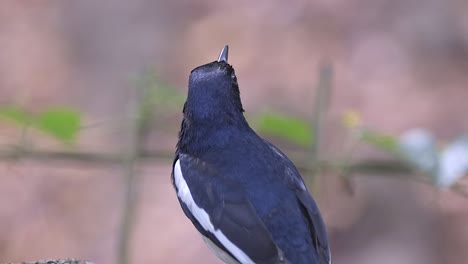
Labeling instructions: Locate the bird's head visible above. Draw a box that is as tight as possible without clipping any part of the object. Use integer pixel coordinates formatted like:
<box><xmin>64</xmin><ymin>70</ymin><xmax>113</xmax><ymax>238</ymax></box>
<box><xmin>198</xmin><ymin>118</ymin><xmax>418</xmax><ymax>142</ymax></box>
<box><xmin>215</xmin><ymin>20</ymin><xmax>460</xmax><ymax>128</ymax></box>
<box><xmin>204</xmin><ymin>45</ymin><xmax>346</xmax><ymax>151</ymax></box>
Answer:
<box><xmin>184</xmin><ymin>45</ymin><xmax>245</xmax><ymax>125</ymax></box>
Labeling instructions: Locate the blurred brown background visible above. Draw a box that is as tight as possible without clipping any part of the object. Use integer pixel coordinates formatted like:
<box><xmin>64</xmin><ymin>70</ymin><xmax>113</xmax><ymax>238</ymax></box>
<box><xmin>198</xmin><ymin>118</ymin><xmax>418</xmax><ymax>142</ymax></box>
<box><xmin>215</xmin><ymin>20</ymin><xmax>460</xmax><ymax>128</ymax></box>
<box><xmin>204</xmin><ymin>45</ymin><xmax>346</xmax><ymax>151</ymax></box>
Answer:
<box><xmin>1</xmin><ymin>1</ymin><xmax>468</xmax><ymax>263</ymax></box>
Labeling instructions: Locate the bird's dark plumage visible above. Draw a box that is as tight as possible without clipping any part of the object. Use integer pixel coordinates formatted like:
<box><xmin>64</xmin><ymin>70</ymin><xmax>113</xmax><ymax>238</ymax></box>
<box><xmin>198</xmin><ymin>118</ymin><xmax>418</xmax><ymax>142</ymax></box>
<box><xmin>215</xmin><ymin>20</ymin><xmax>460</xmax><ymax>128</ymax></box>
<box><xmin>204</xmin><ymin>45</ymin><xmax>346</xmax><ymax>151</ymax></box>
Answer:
<box><xmin>172</xmin><ymin>46</ymin><xmax>331</xmax><ymax>264</ymax></box>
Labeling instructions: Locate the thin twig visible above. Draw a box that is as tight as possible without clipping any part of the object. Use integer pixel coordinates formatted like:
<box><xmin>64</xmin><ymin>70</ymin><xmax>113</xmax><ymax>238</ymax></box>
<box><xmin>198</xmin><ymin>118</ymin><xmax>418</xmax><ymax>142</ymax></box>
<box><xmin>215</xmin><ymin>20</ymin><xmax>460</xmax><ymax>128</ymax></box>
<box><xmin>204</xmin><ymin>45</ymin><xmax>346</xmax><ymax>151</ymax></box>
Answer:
<box><xmin>0</xmin><ymin>146</ymin><xmax>172</xmax><ymax>165</ymax></box>
<box><xmin>307</xmin><ymin>61</ymin><xmax>333</xmax><ymax>191</ymax></box>
<box><xmin>11</xmin><ymin>259</ymin><xmax>94</xmax><ymax>264</ymax></box>
<box><xmin>0</xmin><ymin>145</ymin><xmax>467</xmax><ymax>199</ymax></box>
<box><xmin>116</xmin><ymin>84</ymin><xmax>153</xmax><ymax>264</ymax></box>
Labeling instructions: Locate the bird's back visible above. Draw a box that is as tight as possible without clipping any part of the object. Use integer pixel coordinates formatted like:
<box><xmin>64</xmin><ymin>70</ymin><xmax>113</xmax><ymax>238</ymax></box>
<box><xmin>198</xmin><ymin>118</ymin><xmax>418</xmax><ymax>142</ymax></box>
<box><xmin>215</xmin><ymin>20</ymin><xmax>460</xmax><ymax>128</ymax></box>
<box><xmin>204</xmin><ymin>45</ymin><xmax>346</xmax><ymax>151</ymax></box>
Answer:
<box><xmin>197</xmin><ymin>129</ymin><xmax>324</xmax><ymax>263</ymax></box>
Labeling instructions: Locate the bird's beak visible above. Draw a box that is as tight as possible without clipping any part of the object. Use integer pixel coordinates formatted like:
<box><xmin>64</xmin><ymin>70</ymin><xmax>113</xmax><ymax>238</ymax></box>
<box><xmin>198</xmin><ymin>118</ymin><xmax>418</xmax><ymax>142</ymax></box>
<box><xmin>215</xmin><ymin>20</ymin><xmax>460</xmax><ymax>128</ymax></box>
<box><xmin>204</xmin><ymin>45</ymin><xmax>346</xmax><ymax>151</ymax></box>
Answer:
<box><xmin>217</xmin><ymin>45</ymin><xmax>229</xmax><ymax>63</ymax></box>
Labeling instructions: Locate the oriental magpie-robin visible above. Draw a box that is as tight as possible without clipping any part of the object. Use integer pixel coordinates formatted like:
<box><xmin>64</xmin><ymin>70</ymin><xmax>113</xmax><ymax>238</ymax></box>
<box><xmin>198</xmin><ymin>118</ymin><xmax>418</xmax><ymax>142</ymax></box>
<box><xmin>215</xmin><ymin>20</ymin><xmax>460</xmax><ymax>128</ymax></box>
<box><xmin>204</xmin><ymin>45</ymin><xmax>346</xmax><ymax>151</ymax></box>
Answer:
<box><xmin>172</xmin><ymin>46</ymin><xmax>331</xmax><ymax>264</ymax></box>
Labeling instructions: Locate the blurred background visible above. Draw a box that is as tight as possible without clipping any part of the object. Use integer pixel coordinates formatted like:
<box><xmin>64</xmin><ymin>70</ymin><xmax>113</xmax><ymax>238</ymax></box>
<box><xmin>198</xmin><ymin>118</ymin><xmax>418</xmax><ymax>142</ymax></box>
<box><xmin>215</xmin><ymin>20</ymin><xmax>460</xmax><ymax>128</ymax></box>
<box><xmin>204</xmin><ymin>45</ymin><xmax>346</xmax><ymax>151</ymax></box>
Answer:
<box><xmin>1</xmin><ymin>1</ymin><xmax>468</xmax><ymax>263</ymax></box>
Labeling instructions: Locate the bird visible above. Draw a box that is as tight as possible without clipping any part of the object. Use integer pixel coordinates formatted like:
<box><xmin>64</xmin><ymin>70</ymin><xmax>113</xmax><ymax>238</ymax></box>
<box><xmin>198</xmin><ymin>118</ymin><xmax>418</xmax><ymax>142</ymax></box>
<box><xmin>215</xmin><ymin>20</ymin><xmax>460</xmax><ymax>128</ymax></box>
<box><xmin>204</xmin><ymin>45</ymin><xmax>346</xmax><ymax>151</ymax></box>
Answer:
<box><xmin>172</xmin><ymin>45</ymin><xmax>331</xmax><ymax>264</ymax></box>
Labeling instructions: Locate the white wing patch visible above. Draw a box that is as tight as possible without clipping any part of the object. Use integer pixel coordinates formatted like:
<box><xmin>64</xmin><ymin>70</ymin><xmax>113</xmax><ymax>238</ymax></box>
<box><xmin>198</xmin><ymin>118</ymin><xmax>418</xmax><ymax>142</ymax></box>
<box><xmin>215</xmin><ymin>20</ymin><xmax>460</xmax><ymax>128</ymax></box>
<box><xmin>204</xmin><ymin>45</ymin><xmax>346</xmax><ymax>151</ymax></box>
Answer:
<box><xmin>268</xmin><ymin>144</ymin><xmax>285</xmax><ymax>158</ymax></box>
<box><xmin>285</xmin><ymin>167</ymin><xmax>306</xmax><ymax>191</ymax></box>
<box><xmin>174</xmin><ymin>159</ymin><xmax>255</xmax><ymax>264</ymax></box>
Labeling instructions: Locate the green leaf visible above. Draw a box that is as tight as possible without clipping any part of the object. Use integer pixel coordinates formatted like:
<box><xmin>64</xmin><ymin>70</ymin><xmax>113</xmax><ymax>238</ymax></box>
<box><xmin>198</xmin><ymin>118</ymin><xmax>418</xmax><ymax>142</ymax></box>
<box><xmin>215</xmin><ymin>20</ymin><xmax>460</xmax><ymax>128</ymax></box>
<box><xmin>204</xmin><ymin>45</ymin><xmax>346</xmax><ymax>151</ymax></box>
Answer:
<box><xmin>254</xmin><ymin>112</ymin><xmax>313</xmax><ymax>146</ymax></box>
<box><xmin>154</xmin><ymin>83</ymin><xmax>185</xmax><ymax>106</ymax></box>
<box><xmin>361</xmin><ymin>129</ymin><xmax>398</xmax><ymax>152</ymax></box>
<box><xmin>36</xmin><ymin>108</ymin><xmax>81</xmax><ymax>143</ymax></box>
<box><xmin>137</xmin><ymin>72</ymin><xmax>185</xmax><ymax>111</ymax></box>
<box><xmin>0</xmin><ymin>106</ymin><xmax>33</xmax><ymax>125</ymax></box>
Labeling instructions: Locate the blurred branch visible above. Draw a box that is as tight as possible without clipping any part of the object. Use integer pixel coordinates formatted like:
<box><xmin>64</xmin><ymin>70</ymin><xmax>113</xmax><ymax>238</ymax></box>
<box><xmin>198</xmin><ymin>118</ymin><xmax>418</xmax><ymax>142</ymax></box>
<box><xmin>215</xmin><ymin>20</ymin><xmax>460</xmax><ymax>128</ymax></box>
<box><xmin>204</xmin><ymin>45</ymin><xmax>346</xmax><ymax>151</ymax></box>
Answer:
<box><xmin>297</xmin><ymin>159</ymin><xmax>468</xmax><ymax>199</ymax></box>
<box><xmin>451</xmin><ymin>183</ymin><xmax>468</xmax><ymax>198</ymax></box>
<box><xmin>309</xmin><ymin>61</ymin><xmax>332</xmax><ymax>164</ymax></box>
<box><xmin>116</xmin><ymin>84</ymin><xmax>155</xmax><ymax>264</ymax></box>
<box><xmin>0</xmin><ymin>146</ymin><xmax>173</xmax><ymax>164</ymax></box>
<box><xmin>307</xmin><ymin>61</ymin><xmax>332</xmax><ymax>190</ymax></box>
<box><xmin>11</xmin><ymin>260</ymin><xmax>94</xmax><ymax>264</ymax></box>
<box><xmin>1</xmin><ymin>144</ymin><xmax>467</xmax><ymax>199</ymax></box>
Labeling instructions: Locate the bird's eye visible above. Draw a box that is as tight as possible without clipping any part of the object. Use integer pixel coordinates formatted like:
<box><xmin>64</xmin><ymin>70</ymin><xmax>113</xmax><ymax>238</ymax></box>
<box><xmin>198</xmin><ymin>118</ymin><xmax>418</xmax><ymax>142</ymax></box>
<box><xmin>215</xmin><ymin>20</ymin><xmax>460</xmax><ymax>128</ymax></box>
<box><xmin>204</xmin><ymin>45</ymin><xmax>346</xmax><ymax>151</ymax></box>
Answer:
<box><xmin>231</xmin><ymin>72</ymin><xmax>238</xmax><ymax>87</ymax></box>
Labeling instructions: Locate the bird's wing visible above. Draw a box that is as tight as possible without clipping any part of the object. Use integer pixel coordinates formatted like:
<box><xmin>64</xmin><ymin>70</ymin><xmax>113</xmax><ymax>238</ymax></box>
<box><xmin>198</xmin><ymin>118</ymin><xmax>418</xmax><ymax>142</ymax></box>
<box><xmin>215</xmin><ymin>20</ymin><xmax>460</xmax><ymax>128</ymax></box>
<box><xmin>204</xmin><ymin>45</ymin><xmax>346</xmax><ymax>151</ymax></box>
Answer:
<box><xmin>296</xmin><ymin>189</ymin><xmax>332</xmax><ymax>264</ymax></box>
<box><xmin>172</xmin><ymin>154</ymin><xmax>285</xmax><ymax>264</ymax></box>
<box><xmin>264</xmin><ymin>141</ymin><xmax>331</xmax><ymax>264</ymax></box>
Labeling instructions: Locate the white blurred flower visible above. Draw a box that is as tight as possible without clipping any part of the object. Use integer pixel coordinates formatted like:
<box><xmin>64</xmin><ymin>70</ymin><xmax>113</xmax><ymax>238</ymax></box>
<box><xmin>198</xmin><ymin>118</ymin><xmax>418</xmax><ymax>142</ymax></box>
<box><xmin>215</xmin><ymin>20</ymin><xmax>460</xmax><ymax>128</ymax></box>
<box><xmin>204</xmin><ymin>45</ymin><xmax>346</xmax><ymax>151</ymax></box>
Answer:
<box><xmin>437</xmin><ymin>137</ymin><xmax>468</xmax><ymax>188</ymax></box>
<box><xmin>398</xmin><ymin>129</ymin><xmax>438</xmax><ymax>175</ymax></box>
